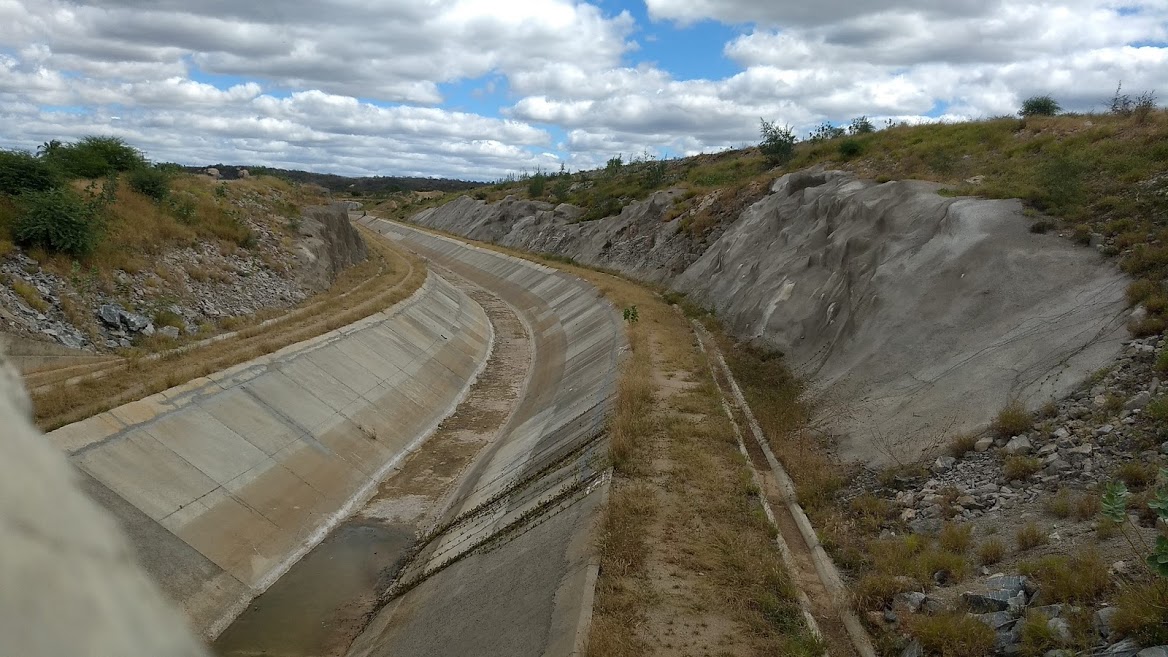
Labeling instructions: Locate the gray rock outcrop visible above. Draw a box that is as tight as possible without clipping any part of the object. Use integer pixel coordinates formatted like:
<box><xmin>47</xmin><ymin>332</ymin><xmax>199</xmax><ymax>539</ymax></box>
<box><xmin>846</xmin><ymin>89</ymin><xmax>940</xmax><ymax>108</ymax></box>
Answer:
<box><xmin>295</xmin><ymin>203</ymin><xmax>369</xmax><ymax>292</ymax></box>
<box><xmin>412</xmin><ymin>167</ymin><xmax>1130</xmax><ymax>463</ymax></box>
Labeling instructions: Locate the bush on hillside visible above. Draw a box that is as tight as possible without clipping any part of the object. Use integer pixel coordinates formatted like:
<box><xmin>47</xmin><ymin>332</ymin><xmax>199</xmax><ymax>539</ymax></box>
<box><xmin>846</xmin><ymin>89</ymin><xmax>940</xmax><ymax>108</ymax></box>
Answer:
<box><xmin>759</xmin><ymin>119</ymin><xmax>797</xmax><ymax>166</ymax></box>
<box><xmin>44</xmin><ymin>136</ymin><xmax>146</xmax><ymax>179</ymax></box>
<box><xmin>1020</xmin><ymin>95</ymin><xmax>1061</xmax><ymax>117</ymax></box>
<box><xmin>15</xmin><ymin>188</ymin><xmax>103</xmax><ymax>256</ymax></box>
<box><xmin>838</xmin><ymin>139</ymin><xmax>864</xmax><ymax>158</ymax></box>
<box><xmin>848</xmin><ymin>116</ymin><xmax>876</xmax><ymax>135</ymax></box>
<box><xmin>0</xmin><ymin>150</ymin><xmax>59</xmax><ymax>195</ymax></box>
<box><xmin>129</xmin><ymin>165</ymin><xmax>173</xmax><ymax>201</ymax></box>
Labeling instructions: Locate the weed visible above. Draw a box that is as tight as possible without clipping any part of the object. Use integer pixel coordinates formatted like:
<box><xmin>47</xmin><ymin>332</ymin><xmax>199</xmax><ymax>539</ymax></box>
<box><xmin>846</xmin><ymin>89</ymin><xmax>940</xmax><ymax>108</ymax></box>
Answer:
<box><xmin>939</xmin><ymin>522</ymin><xmax>973</xmax><ymax>554</ymax></box>
<box><xmin>1130</xmin><ymin>316</ymin><xmax>1167</xmax><ymax>337</ymax></box>
<box><xmin>1111</xmin><ymin>580</ymin><xmax>1168</xmax><ymax>646</ymax></box>
<box><xmin>1029</xmin><ymin>220</ymin><xmax>1054</xmax><ymax>234</ymax></box>
<box><xmin>907</xmin><ymin>612</ymin><xmax>996</xmax><ymax>657</ymax></box>
<box><xmin>992</xmin><ymin>401</ymin><xmax>1033</xmax><ymax>438</ymax></box>
<box><xmin>1016</xmin><ymin>521</ymin><xmax>1048</xmax><ymax>551</ymax></box>
<box><xmin>1044</xmin><ymin>489</ymin><xmax>1073</xmax><ymax>519</ymax></box>
<box><xmin>759</xmin><ymin>119</ymin><xmax>797</xmax><ymax>166</ymax></box>
<box><xmin>9</xmin><ymin>278</ymin><xmax>48</xmax><ymax>312</ymax></box>
<box><xmin>1115</xmin><ymin>461</ymin><xmax>1156</xmax><ymax>489</ymax></box>
<box><xmin>850</xmin><ymin>494</ymin><xmax>893</xmax><ymax>533</ymax></box>
<box><xmin>947</xmin><ymin>433</ymin><xmax>978</xmax><ymax>457</ymax></box>
<box><xmin>854</xmin><ymin>573</ymin><xmax>914</xmax><ymax>610</ymax></box>
<box><xmin>838</xmin><ymin>139</ymin><xmax>864</xmax><ymax>158</ymax></box>
<box><xmin>1018</xmin><ymin>551</ymin><xmax>1111</xmax><ymax>604</ymax></box>
<box><xmin>1004</xmin><ymin>456</ymin><xmax>1042</xmax><ymax>481</ymax></box>
<box><xmin>977</xmin><ymin>538</ymin><xmax>1006</xmax><ymax>565</ymax></box>
<box><xmin>1072</xmin><ymin>492</ymin><xmax>1101</xmax><ymax>521</ymax></box>
<box><xmin>1018</xmin><ymin>611</ymin><xmax>1058</xmax><ymax>657</ymax></box>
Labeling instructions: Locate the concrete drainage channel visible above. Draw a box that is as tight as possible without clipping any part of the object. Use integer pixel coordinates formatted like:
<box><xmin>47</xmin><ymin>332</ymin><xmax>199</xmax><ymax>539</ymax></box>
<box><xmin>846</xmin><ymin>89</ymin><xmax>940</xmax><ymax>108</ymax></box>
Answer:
<box><xmin>43</xmin><ymin>214</ymin><xmax>625</xmax><ymax>657</ymax></box>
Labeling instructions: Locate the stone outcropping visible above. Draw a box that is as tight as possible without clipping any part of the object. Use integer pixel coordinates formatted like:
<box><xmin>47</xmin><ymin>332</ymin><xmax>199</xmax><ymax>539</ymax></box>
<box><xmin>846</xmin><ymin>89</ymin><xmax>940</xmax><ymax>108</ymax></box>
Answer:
<box><xmin>295</xmin><ymin>203</ymin><xmax>369</xmax><ymax>292</ymax></box>
<box><xmin>412</xmin><ymin>168</ymin><xmax>1131</xmax><ymax>463</ymax></box>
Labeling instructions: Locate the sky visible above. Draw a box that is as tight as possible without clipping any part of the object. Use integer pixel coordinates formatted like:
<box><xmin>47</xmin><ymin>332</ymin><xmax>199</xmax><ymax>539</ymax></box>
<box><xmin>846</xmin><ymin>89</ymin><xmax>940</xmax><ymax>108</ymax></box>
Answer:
<box><xmin>0</xmin><ymin>1</ymin><xmax>1165</xmax><ymax>181</ymax></box>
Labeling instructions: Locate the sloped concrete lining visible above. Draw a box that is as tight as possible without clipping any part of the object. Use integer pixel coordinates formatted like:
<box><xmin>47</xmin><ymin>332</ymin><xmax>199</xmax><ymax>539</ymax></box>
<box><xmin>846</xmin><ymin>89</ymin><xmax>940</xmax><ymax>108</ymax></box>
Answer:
<box><xmin>350</xmin><ymin>217</ymin><xmax>623</xmax><ymax>657</ymax></box>
<box><xmin>45</xmin><ymin>272</ymin><xmax>493</xmax><ymax>638</ymax></box>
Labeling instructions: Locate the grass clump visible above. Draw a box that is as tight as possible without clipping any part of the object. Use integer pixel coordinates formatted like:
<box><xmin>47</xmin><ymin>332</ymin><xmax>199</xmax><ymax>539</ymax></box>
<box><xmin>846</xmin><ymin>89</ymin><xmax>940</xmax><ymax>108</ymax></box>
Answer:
<box><xmin>977</xmin><ymin>538</ymin><xmax>1006</xmax><ymax>565</ymax></box>
<box><xmin>1020</xmin><ymin>95</ymin><xmax>1062</xmax><ymax>117</ymax></box>
<box><xmin>1111</xmin><ymin>581</ymin><xmax>1168</xmax><ymax>647</ymax></box>
<box><xmin>947</xmin><ymin>433</ymin><xmax>979</xmax><ymax>457</ymax></box>
<box><xmin>9</xmin><ymin>278</ymin><xmax>49</xmax><ymax>312</ymax></box>
<box><xmin>1018</xmin><ymin>551</ymin><xmax>1111</xmax><ymax>604</ymax></box>
<box><xmin>1015</xmin><ymin>521</ymin><xmax>1048</xmax><ymax>551</ymax></box>
<box><xmin>907</xmin><ymin>612</ymin><xmax>996</xmax><ymax>657</ymax></box>
<box><xmin>1004</xmin><ymin>455</ymin><xmax>1042</xmax><ymax>481</ymax></box>
<box><xmin>992</xmin><ymin>400</ymin><xmax>1033</xmax><ymax>437</ymax></box>
<box><xmin>938</xmin><ymin>522</ymin><xmax>973</xmax><ymax>554</ymax></box>
<box><xmin>1114</xmin><ymin>461</ymin><xmax>1157</xmax><ymax>489</ymax></box>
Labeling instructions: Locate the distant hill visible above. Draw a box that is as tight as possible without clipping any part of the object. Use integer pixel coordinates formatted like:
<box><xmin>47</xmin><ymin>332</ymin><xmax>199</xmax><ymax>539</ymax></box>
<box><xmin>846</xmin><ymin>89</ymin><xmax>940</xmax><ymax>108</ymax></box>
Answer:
<box><xmin>184</xmin><ymin>165</ymin><xmax>481</xmax><ymax>195</ymax></box>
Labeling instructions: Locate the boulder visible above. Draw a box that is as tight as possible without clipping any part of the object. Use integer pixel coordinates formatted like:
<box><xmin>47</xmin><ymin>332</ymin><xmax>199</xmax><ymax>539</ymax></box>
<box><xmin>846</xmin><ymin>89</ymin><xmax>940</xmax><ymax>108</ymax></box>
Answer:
<box><xmin>975</xmin><ymin>436</ymin><xmax>995</xmax><ymax>452</ymax></box>
<box><xmin>1005</xmin><ymin>436</ymin><xmax>1033</xmax><ymax>455</ymax></box>
<box><xmin>97</xmin><ymin>304</ymin><xmax>123</xmax><ymax>327</ymax></box>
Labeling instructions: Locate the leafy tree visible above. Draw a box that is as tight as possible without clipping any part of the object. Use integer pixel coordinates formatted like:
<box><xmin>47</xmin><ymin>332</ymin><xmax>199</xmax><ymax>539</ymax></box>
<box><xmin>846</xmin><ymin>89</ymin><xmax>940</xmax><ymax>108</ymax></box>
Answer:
<box><xmin>1019</xmin><ymin>95</ymin><xmax>1061</xmax><ymax>117</ymax></box>
<box><xmin>808</xmin><ymin>122</ymin><xmax>846</xmax><ymax>142</ymax></box>
<box><xmin>848</xmin><ymin>116</ymin><xmax>875</xmax><ymax>135</ymax></box>
<box><xmin>44</xmin><ymin>136</ymin><xmax>146</xmax><ymax>179</ymax></box>
<box><xmin>759</xmin><ymin>119</ymin><xmax>797</xmax><ymax>166</ymax></box>
<box><xmin>527</xmin><ymin>171</ymin><xmax>546</xmax><ymax>197</ymax></box>
<box><xmin>0</xmin><ymin>150</ymin><xmax>59</xmax><ymax>195</ymax></box>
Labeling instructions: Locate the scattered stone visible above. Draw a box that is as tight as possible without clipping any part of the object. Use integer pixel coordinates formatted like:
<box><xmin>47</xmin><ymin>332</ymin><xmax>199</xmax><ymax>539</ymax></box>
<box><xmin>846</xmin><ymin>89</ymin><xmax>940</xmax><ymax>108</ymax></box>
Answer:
<box><xmin>1005</xmin><ymin>436</ymin><xmax>1033</xmax><ymax>455</ymax></box>
<box><xmin>1126</xmin><ymin>391</ymin><xmax>1152</xmax><ymax>410</ymax></box>
<box><xmin>1096</xmin><ymin>607</ymin><xmax>1118</xmax><ymax>639</ymax></box>
<box><xmin>1136</xmin><ymin>647</ymin><xmax>1168</xmax><ymax>657</ymax></box>
<box><xmin>98</xmin><ymin>304</ymin><xmax>123</xmax><ymax>327</ymax></box>
<box><xmin>900</xmin><ymin>639</ymin><xmax>924</xmax><ymax>657</ymax></box>
<box><xmin>1095</xmin><ymin>424</ymin><xmax>1115</xmax><ymax>437</ymax></box>
<box><xmin>1100</xmin><ymin>639</ymin><xmax>1141</xmax><ymax>657</ymax></box>
<box><xmin>975</xmin><ymin>611</ymin><xmax>1017</xmax><ymax>630</ymax></box>
<box><xmin>933</xmin><ymin>456</ymin><xmax>957</xmax><ymax>473</ymax></box>
<box><xmin>894</xmin><ymin>591</ymin><xmax>927</xmax><ymax>613</ymax></box>
<box><xmin>159</xmin><ymin>326</ymin><xmax>180</xmax><ymax>339</ymax></box>
<box><xmin>963</xmin><ymin>590</ymin><xmax>1013</xmax><ymax>613</ymax></box>
<box><xmin>975</xmin><ymin>436</ymin><xmax>994</xmax><ymax>452</ymax></box>
<box><xmin>1048</xmin><ymin>617</ymin><xmax>1072</xmax><ymax>643</ymax></box>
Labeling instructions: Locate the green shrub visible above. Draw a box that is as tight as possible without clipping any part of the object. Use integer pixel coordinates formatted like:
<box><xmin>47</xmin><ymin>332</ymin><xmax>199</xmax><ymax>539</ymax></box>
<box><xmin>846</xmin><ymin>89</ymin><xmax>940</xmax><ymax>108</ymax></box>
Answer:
<box><xmin>908</xmin><ymin>612</ymin><xmax>996</xmax><ymax>657</ymax></box>
<box><xmin>848</xmin><ymin>116</ymin><xmax>875</xmax><ymax>135</ymax></box>
<box><xmin>978</xmin><ymin>538</ymin><xmax>1006</xmax><ymax>565</ymax></box>
<box><xmin>759</xmin><ymin>119</ymin><xmax>797</xmax><ymax>166</ymax></box>
<box><xmin>1020</xmin><ymin>95</ymin><xmax>1061</xmax><ymax>117</ymax></box>
<box><xmin>15</xmin><ymin>188</ymin><xmax>102</xmax><ymax>256</ymax></box>
<box><xmin>1018</xmin><ymin>551</ymin><xmax>1111</xmax><ymax>603</ymax></box>
<box><xmin>128</xmin><ymin>166</ymin><xmax>172</xmax><ymax>201</ymax></box>
<box><xmin>0</xmin><ymin>150</ymin><xmax>59</xmax><ymax>195</ymax></box>
<box><xmin>45</xmin><ymin>136</ymin><xmax>146</xmax><ymax>179</ymax></box>
<box><xmin>838</xmin><ymin>139</ymin><xmax>864</xmax><ymax>158</ymax></box>
<box><xmin>527</xmin><ymin>172</ymin><xmax>546</xmax><ymax>198</ymax></box>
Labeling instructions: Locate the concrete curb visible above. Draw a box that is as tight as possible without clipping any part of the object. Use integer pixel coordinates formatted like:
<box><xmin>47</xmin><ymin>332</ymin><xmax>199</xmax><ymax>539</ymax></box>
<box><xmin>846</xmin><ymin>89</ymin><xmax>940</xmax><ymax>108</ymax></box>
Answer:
<box><xmin>693</xmin><ymin>322</ymin><xmax>878</xmax><ymax>657</ymax></box>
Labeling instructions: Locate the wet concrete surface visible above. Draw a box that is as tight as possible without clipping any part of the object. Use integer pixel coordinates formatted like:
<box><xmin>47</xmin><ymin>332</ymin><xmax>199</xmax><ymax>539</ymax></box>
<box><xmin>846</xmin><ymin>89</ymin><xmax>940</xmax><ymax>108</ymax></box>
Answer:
<box><xmin>214</xmin><ymin>522</ymin><xmax>413</xmax><ymax>657</ymax></box>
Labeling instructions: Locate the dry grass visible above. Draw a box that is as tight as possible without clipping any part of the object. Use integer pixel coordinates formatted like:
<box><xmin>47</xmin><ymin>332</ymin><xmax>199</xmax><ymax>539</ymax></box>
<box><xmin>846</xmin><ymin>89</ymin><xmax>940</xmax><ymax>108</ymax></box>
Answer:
<box><xmin>906</xmin><ymin>611</ymin><xmax>996</xmax><ymax>657</ymax></box>
<box><xmin>31</xmin><ymin>227</ymin><xmax>423</xmax><ymax>429</ymax></box>
<box><xmin>1112</xmin><ymin>580</ymin><xmax>1168</xmax><ymax>646</ymax></box>
<box><xmin>977</xmin><ymin>538</ymin><xmax>1006</xmax><ymax>565</ymax></box>
<box><xmin>8</xmin><ymin>277</ymin><xmax>48</xmax><ymax>312</ymax></box>
<box><xmin>1015</xmin><ymin>521</ymin><xmax>1049</xmax><ymax>551</ymax></box>
<box><xmin>992</xmin><ymin>401</ymin><xmax>1034</xmax><ymax>438</ymax></box>
<box><xmin>947</xmin><ymin>433</ymin><xmax>979</xmax><ymax>458</ymax></box>
<box><xmin>1115</xmin><ymin>461</ymin><xmax>1157</xmax><ymax>489</ymax></box>
<box><xmin>1004</xmin><ymin>455</ymin><xmax>1042</xmax><ymax>481</ymax></box>
<box><xmin>938</xmin><ymin>522</ymin><xmax>973</xmax><ymax>554</ymax></box>
<box><xmin>1018</xmin><ymin>551</ymin><xmax>1112</xmax><ymax>604</ymax></box>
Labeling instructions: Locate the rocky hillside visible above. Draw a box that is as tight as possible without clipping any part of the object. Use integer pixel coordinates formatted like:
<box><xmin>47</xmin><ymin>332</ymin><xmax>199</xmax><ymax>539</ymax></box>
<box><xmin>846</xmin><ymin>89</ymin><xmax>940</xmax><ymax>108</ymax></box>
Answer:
<box><xmin>0</xmin><ymin>140</ymin><xmax>367</xmax><ymax>359</ymax></box>
<box><xmin>411</xmin><ymin>168</ymin><xmax>1129</xmax><ymax>464</ymax></box>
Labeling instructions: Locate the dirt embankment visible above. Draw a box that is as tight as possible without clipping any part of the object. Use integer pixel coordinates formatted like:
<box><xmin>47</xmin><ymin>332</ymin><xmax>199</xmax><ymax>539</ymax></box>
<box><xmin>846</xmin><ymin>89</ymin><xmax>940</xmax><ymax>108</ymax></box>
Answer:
<box><xmin>1</xmin><ymin>187</ymin><xmax>368</xmax><ymax>363</ymax></box>
<box><xmin>411</xmin><ymin>167</ymin><xmax>1131</xmax><ymax>464</ymax></box>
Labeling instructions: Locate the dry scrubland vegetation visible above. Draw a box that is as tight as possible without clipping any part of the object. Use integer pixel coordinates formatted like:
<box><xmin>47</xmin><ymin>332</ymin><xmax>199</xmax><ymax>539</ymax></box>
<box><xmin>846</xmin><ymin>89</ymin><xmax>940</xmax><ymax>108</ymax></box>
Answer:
<box><xmin>0</xmin><ymin>136</ymin><xmax>324</xmax><ymax>282</ymax></box>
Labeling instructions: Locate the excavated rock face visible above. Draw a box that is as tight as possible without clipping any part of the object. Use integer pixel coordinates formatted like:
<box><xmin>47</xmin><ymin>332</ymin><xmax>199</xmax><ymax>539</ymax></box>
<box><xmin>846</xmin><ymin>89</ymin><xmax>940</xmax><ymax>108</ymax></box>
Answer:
<box><xmin>414</xmin><ymin>168</ymin><xmax>1130</xmax><ymax>464</ymax></box>
<box><xmin>674</xmin><ymin>170</ymin><xmax>1129</xmax><ymax>463</ymax></box>
<box><xmin>295</xmin><ymin>203</ymin><xmax>369</xmax><ymax>292</ymax></box>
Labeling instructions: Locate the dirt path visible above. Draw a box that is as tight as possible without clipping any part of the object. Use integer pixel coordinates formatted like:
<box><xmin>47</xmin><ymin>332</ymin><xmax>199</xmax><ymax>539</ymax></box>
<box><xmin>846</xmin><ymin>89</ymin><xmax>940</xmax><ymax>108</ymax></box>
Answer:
<box><xmin>213</xmin><ymin>266</ymin><xmax>532</xmax><ymax>657</ymax></box>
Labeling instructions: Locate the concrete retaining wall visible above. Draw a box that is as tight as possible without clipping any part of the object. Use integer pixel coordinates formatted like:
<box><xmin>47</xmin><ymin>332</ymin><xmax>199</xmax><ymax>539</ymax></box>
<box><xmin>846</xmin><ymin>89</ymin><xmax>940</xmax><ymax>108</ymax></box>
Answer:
<box><xmin>46</xmin><ymin>272</ymin><xmax>492</xmax><ymax>637</ymax></box>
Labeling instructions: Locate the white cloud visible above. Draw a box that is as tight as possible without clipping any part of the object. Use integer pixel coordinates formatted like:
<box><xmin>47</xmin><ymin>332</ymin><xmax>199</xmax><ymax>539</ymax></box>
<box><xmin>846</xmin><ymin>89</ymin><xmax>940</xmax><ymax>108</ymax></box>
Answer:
<box><xmin>0</xmin><ymin>0</ymin><xmax>1164</xmax><ymax>179</ymax></box>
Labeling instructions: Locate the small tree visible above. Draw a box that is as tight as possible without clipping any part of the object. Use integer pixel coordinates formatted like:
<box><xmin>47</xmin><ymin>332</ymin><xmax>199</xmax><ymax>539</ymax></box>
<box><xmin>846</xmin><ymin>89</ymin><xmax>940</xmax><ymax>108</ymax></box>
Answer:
<box><xmin>848</xmin><ymin>116</ymin><xmax>875</xmax><ymax>135</ymax></box>
<box><xmin>527</xmin><ymin>171</ymin><xmax>546</xmax><ymax>197</ymax></box>
<box><xmin>15</xmin><ymin>188</ymin><xmax>103</xmax><ymax>256</ymax></box>
<box><xmin>759</xmin><ymin>119</ymin><xmax>797</xmax><ymax>166</ymax></box>
<box><xmin>129</xmin><ymin>165</ymin><xmax>173</xmax><ymax>202</ymax></box>
<box><xmin>0</xmin><ymin>150</ymin><xmax>59</xmax><ymax>195</ymax></box>
<box><xmin>1019</xmin><ymin>95</ymin><xmax>1061</xmax><ymax>117</ymax></box>
<box><xmin>605</xmin><ymin>154</ymin><xmax>623</xmax><ymax>176</ymax></box>
<box><xmin>808</xmin><ymin>122</ymin><xmax>846</xmax><ymax>142</ymax></box>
